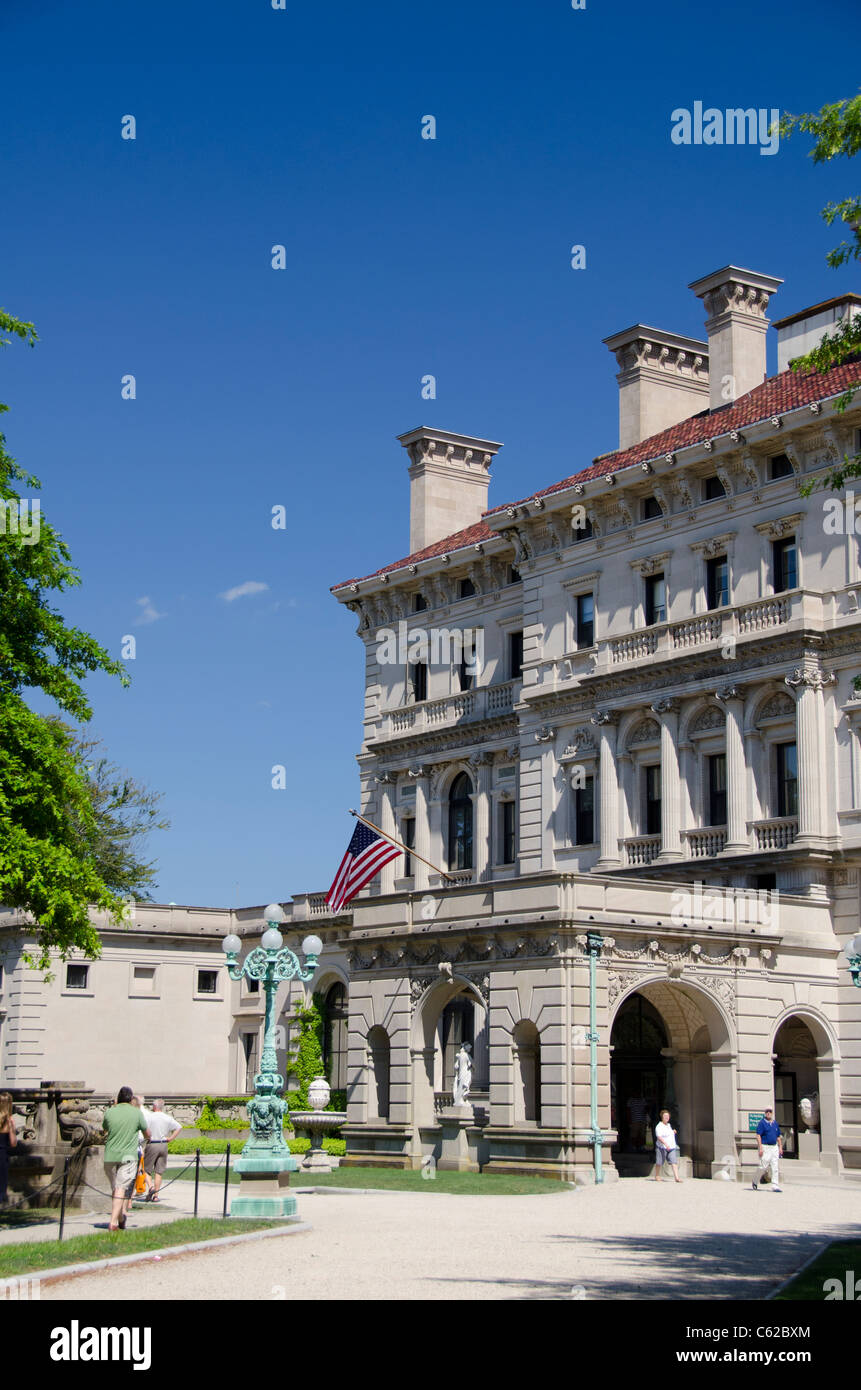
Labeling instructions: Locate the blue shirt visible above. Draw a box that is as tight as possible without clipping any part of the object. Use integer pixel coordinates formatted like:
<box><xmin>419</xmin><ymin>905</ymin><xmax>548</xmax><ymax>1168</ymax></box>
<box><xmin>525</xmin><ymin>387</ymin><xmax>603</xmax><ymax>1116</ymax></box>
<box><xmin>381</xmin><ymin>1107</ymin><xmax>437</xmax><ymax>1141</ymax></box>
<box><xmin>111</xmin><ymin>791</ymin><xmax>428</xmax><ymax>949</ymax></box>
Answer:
<box><xmin>756</xmin><ymin>1118</ymin><xmax>781</xmax><ymax>1145</ymax></box>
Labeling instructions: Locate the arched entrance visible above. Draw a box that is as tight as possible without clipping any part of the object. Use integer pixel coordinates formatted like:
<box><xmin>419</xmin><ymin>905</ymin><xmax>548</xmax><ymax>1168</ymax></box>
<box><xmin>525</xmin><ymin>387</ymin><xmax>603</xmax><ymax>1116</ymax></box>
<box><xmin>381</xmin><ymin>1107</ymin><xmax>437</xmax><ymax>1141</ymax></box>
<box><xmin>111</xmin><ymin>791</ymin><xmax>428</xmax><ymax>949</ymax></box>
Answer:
<box><xmin>610</xmin><ymin>979</ymin><xmax>735</xmax><ymax>1178</ymax></box>
<box><xmin>610</xmin><ymin>994</ymin><xmax>669</xmax><ymax>1171</ymax></box>
<box><xmin>771</xmin><ymin>1012</ymin><xmax>840</xmax><ymax>1171</ymax></box>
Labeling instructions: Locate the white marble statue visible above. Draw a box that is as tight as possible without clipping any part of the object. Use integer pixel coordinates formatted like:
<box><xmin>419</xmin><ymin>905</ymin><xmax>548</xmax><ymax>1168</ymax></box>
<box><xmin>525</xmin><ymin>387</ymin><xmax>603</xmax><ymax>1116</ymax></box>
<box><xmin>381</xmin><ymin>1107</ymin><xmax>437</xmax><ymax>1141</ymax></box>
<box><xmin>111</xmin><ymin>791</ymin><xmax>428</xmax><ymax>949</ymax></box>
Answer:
<box><xmin>452</xmin><ymin>1042</ymin><xmax>473</xmax><ymax>1106</ymax></box>
<box><xmin>799</xmin><ymin>1093</ymin><xmax>820</xmax><ymax>1130</ymax></box>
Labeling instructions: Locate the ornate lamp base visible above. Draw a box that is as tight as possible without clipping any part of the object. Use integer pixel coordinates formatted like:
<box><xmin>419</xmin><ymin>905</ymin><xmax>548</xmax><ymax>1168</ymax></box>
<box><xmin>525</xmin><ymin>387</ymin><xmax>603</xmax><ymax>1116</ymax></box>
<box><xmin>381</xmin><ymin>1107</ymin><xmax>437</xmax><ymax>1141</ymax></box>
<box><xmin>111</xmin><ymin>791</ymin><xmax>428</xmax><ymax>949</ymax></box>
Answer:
<box><xmin>231</xmin><ymin>1152</ymin><xmax>301</xmax><ymax>1219</ymax></box>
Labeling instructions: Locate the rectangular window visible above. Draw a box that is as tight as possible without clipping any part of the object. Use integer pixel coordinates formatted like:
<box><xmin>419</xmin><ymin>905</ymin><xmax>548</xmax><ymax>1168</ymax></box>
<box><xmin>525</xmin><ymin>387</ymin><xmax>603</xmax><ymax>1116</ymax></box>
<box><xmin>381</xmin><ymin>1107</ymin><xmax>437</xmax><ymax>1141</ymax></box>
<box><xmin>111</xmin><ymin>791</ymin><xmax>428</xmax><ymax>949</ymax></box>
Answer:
<box><xmin>642</xmin><ymin>495</ymin><xmax>662</xmax><ymax>520</ymax></box>
<box><xmin>411</xmin><ymin>661</ymin><xmax>427</xmax><ymax>702</ymax></box>
<box><xmin>459</xmin><ymin>578</ymin><xmax>475</xmax><ymax>598</ymax></box>
<box><xmin>644</xmin><ymin>764</ymin><xmax>662</xmax><ymax>835</ymax></box>
<box><xmin>776</xmin><ymin>742</ymin><xmax>798</xmax><ymax>818</ymax></box>
<box><xmin>573</xmin><ymin>516</ymin><xmax>593</xmax><ymax>543</ymax></box>
<box><xmin>573</xmin><ymin>775</ymin><xmax>595</xmax><ymax>845</ymax></box>
<box><xmin>413</xmin><ymin>593</ymin><xmax>427</xmax><ymax>612</ymax></box>
<box><xmin>769</xmin><ymin>453</ymin><xmax>793</xmax><ymax>480</ymax></box>
<box><xmin>645</xmin><ymin>574</ymin><xmax>666</xmax><ymax>626</ymax></box>
<box><xmin>773</xmin><ymin>537</ymin><xmax>797</xmax><ymax>593</ymax></box>
<box><xmin>245</xmin><ymin>977</ymin><xmax>259</xmax><ymax>994</ymax></box>
<box><xmin>708</xmin><ymin>753</ymin><xmax>727</xmax><ymax>826</ymax></box>
<box><xmin>509</xmin><ymin>630</ymin><xmax>524</xmax><ymax>680</ymax></box>
<box><xmin>703</xmin><ymin>475</ymin><xmax>725</xmax><ymax>501</ymax></box>
<box><xmin>403</xmin><ymin>817</ymin><xmax>415</xmax><ymax>877</ymax></box>
<box><xmin>501</xmin><ymin>800</ymin><xmax>516</xmax><ymax>864</ymax></box>
<box><xmin>458</xmin><ymin>655</ymin><xmax>474</xmax><ymax>691</ymax></box>
<box><xmin>706</xmin><ymin>555</ymin><xmax>729</xmax><ymax>609</ymax></box>
<box><xmin>197</xmin><ymin>969</ymin><xmax>219</xmax><ymax>995</ymax></box>
<box><xmin>576</xmin><ymin>592</ymin><xmax>594</xmax><ymax>648</ymax></box>
<box><xmin>65</xmin><ymin>964</ymin><xmax>89</xmax><ymax>991</ymax></box>
<box><xmin>508</xmin><ymin>566</ymin><xmax>521</xmax><ymax>584</ymax></box>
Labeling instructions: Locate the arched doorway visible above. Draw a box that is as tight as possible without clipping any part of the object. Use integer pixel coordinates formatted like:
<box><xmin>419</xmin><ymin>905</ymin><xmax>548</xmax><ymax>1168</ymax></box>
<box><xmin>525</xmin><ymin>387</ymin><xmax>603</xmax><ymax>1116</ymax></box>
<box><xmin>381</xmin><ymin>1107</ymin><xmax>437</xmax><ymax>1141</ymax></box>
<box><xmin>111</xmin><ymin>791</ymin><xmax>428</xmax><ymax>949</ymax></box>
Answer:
<box><xmin>610</xmin><ymin>979</ymin><xmax>735</xmax><ymax>1178</ymax></box>
<box><xmin>610</xmin><ymin>994</ymin><xmax>669</xmax><ymax>1171</ymax></box>
<box><xmin>773</xmin><ymin>1016</ymin><xmax>821</xmax><ymax>1164</ymax></box>
<box><xmin>411</xmin><ymin>976</ymin><xmax>488</xmax><ymax>1132</ymax></box>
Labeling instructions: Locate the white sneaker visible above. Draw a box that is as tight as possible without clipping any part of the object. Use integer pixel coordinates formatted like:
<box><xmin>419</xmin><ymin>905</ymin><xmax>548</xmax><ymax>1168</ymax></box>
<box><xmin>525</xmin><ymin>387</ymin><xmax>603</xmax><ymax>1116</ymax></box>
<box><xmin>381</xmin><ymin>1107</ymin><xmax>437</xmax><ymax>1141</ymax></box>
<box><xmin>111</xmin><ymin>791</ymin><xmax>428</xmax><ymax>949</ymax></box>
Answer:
<box><xmin>772</xmin><ymin>1186</ymin><xmax>782</xmax><ymax>1192</ymax></box>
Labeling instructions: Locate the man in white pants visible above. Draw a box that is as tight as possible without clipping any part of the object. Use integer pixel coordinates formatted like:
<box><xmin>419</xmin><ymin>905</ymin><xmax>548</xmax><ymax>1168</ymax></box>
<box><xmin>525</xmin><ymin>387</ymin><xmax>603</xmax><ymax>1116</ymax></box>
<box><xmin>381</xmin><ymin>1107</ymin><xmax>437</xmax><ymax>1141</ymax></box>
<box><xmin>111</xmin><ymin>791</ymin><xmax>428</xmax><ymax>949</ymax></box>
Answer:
<box><xmin>752</xmin><ymin>1107</ymin><xmax>783</xmax><ymax>1192</ymax></box>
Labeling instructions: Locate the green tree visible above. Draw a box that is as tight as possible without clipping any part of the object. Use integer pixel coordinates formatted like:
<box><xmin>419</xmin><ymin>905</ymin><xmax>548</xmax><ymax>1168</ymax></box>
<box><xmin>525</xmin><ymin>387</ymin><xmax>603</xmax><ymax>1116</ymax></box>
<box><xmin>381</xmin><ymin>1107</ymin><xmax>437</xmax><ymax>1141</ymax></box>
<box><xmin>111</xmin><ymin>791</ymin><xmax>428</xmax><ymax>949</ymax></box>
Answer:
<box><xmin>778</xmin><ymin>93</ymin><xmax>861</xmax><ymax>490</ymax></box>
<box><xmin>0</xmin><ymin>309</ymin><xmax>139</xmax><ymax>969</ymax></box>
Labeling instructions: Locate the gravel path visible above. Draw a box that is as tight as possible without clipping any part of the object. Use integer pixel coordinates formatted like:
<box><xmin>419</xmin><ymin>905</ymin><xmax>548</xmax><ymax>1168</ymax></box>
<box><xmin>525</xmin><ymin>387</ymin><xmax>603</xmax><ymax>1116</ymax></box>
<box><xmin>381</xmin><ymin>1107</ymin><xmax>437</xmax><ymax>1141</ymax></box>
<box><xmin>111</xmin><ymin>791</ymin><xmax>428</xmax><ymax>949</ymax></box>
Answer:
<box><xmin>39</xmin><ymin>1178</ymin><xmax>861</xmax><ymax>1301</ymax></box>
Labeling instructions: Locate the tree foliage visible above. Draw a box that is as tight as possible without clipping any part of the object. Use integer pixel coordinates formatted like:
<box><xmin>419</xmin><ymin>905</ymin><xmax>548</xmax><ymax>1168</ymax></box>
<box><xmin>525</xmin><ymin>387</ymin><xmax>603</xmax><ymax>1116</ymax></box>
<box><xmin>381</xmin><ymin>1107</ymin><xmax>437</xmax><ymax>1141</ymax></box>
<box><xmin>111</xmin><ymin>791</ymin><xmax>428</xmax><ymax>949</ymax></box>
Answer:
<box><xmin>778</xmin><ymin>94</ymin><xmax>861</xmax><ymax>491</ymax></box>
<box><xmin>0</xmin><ymin>309</ymin><xmax>159</xmax><ymax>970</ymax></box>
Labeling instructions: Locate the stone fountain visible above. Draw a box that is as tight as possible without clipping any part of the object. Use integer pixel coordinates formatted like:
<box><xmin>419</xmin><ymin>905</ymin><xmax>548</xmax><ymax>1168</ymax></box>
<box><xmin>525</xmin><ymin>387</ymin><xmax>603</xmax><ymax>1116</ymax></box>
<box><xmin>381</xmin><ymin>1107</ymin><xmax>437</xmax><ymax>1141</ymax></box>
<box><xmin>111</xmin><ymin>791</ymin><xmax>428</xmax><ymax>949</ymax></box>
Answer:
<box><xmin>289</xmin><ymin>1077</ymin><xmax>346</xmax><ymax>1173</ymax></box>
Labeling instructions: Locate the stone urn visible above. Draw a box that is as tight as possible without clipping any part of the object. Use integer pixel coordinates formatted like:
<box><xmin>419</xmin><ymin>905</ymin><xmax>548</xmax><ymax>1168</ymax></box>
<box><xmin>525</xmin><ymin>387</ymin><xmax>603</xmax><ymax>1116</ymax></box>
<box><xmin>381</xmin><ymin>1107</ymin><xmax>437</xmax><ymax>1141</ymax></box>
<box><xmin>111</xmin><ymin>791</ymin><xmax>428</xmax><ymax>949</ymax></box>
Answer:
<box><xmin>290</xmin><ymin>1076</ymin><xmax>346</xmax><ymax>1173</ymax></box>
<box><xmin>308</xmin><ymin>1076</ymin><xmax>331</xmax><ymax>1111</ymax></box>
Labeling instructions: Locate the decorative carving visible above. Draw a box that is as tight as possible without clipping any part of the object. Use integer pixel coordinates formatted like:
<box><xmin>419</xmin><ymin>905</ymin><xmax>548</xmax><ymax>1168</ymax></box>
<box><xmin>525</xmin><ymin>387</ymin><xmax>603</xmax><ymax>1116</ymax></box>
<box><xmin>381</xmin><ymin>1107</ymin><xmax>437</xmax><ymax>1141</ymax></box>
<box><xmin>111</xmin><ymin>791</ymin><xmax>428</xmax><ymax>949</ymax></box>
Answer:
<box><xmin>629</xmin><ymin>716</ymin><xmax>661</xmax><ymax>744</ymax></box>
<box><xmin>650</xmin><ymin>698</ymin><xmax>678</xmax><ymax>716</ymax></box>
<box><xmin>690</xmin><ymin>705</ymin><xmax>725</xmax><ymax>733</ymax></box>
<box><xmin>785</xmin><ymin>666</ymin><xmax>837</xmax><ymax>692</ymax></box>
<box><xmin>758</xmin><ymin>691</ymin><xmax>795</xmax><ymax>719</ymax></box>
<box><xmin>607</xmin><ymin>969</ymin><xmax>643</xmax><ymax>1006</ymax></box>
<box><xmin>698</xmin><ymin>973</ymin><xmax>736</xmax><ymax>1018</ymax></box>
<box><xmin>591</xmin><ymin>709</ymin><xmax>618</xmax><ymax>727</ymax></box>
<box><xmin>534</xmin><ymin>725</ymin><xmax>556</xmax><ymax>743</ymax></box>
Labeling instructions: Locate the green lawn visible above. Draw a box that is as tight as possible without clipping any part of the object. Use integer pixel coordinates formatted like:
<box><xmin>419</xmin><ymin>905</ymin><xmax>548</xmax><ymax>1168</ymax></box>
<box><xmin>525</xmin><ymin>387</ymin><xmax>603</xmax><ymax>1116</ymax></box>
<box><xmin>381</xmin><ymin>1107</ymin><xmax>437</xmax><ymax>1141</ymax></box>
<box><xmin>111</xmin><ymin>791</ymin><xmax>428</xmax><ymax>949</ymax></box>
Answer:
<box><xmin>165</xmin><ymin>1164</ymin><xmax>570</xmax><ymax>1196</ymax></box>
<box><xmin>0</xmin><ymin>1217</ymin><xmax>284</xmax><ymax>1282</ymax></box>
<box><xmin>773</xmin><ymin>1240</ymin><xmax>861</xmax><ymax>1300</ymax></box>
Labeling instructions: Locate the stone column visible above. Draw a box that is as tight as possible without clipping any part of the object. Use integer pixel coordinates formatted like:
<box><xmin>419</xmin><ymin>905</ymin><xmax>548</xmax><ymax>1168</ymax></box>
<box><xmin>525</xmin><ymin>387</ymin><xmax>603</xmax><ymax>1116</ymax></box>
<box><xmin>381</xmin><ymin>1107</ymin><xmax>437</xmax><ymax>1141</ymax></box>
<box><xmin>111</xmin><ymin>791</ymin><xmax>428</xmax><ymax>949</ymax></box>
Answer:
<box><xmin>652</xmin><ymin>698</ymin><xmax>682</xmax><ymax>860</ymax></box>
<box><xmin>716</xmin><ymin>685</ymin><xmax>748</xmax><ymax>852</ymax></box>
<box><xmin>470</xmin><ymin>752</ymin><xmax>493</xmax><ymax>882</ymax></box>
<box><xmin>708</xmin><ymin>1051</ymin><xmax>738</xmax><ymax>1180</ymax></box>
<box><xmin>785</xmin><ymin>665</ymin><xmax>836</xmax><ymax>846</ymax></box>
<box><xmin>591</xmin><ymin>711</ymin><xmax>620</xmax><ymax>868</ymax></box>
<box><xmin>408</xmin><ymin>765</ymin><xmax>431</xmax><ymax>890</ymax></box>
<box><xmin>375</xmin><ymin>773</ymin><xmax>398</xmax><ymax>893</ymax></box>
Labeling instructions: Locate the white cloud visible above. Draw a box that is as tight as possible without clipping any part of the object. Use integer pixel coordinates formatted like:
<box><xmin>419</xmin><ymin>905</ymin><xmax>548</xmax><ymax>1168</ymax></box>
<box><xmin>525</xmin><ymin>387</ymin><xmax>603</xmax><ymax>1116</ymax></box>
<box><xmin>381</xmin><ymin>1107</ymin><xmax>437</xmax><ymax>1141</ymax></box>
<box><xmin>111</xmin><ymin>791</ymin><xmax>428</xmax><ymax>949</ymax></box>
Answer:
<box><xmin>134</xmin><ymin>596</ymin><xmax>165</xmax><ymax>626</ymax></box>
<box><xmin>220</xmin><ymin>580</ymin><xmax>269</xmax><ymax>603</ymax></box>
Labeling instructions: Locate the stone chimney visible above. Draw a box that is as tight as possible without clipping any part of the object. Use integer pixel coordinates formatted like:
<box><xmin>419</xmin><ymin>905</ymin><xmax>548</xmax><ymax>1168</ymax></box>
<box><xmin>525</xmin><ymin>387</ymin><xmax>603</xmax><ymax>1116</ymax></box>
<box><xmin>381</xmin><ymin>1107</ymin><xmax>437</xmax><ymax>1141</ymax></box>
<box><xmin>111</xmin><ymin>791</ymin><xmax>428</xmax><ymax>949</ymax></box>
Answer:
<box><xmin>602</xmin><ymin>326</ymin><xmax>710</xmax><ymax>451</ymax></box>
<box><xmin>398</xmin><ymin>427</ymin><xmax>502</xmax><ymax>554</ymax></box>
<box><xmin>689</xmin><ymin>265</ymin><xmax>782</xmax><ymax>410</ymax></box>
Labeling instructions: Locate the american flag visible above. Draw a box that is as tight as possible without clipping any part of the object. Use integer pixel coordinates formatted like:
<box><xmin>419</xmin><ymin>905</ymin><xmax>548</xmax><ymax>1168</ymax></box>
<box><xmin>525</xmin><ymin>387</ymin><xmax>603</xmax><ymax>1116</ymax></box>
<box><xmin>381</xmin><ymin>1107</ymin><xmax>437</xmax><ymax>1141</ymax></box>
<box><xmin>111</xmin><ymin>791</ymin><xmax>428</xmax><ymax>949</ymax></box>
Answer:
<box><xmin>326</xmin><ymin>820</ymin><xmax>401</xmax><ymax>913</ymax></box>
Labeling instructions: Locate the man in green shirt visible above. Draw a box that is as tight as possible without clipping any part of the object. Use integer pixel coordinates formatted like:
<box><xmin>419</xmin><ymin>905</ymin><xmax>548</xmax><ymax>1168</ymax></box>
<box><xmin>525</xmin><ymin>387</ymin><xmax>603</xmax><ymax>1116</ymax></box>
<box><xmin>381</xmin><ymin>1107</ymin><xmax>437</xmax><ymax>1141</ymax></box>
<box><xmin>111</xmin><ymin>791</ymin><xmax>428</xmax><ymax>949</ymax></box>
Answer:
<box><xmin>103</xmin><ymin>1086</ymin><xmax>150</xmax><ymax>1231</ymax></box>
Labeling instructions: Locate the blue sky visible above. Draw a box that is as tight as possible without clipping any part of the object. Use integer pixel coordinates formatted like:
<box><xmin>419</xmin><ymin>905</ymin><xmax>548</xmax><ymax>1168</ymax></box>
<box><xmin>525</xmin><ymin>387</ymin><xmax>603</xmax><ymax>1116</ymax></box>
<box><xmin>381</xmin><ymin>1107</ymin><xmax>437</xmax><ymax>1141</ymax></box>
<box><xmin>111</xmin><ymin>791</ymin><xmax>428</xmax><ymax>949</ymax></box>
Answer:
<box><xmin>1</xmin><ymin>0</ymin><xmax>858</xmax><ymax>906</ymax></box>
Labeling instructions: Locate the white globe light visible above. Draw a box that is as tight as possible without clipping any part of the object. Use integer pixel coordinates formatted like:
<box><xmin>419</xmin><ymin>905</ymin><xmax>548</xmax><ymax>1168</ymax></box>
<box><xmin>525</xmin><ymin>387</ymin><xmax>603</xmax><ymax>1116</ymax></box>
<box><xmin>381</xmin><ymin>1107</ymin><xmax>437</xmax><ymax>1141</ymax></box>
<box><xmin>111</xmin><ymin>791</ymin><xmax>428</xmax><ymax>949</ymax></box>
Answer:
<box><xmin>263</xmin><ymin>903</ymin><xmax>286</xmax><ymax>925</ymax></box>
<box><xmin>845</xmin><ymin>934</ymin><xmax>861</xmax><ymax>960</ymax></box>
<box><xmin>302</xmin><ymin>934</ymin><xmax>323</xmax><ymax>959</ymax></box>
<box><xmin>261</xmin><ymin>927</ymin><xmax>283</xmax><ymax>951</ymax></box>
<box><xmin>222</xmin><ymin>934</ymin><xmax>241</xmax><ymax>956</ymax></box>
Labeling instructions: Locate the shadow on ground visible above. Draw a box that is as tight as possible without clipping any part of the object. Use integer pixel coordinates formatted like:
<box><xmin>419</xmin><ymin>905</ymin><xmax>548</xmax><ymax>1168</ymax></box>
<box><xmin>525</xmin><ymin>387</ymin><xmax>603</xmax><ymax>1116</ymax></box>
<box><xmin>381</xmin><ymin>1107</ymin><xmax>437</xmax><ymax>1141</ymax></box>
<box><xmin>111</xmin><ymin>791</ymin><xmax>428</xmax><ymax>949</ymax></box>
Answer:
<box><xmin>428</xmin><ymin>1222</ymin><xmax>861</xmax><ymax>1300</ymax></box>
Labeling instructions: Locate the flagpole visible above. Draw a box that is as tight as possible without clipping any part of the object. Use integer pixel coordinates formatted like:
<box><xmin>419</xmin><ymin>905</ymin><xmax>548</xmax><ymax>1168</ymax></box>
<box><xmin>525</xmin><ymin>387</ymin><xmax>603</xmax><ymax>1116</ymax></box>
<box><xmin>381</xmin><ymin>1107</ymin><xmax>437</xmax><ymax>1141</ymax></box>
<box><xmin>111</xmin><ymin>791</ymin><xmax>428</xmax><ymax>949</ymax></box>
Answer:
<box><xmin>348</xmin><ymin>808</ymin><xmax>457</xmax><ymax>884</ymax></box>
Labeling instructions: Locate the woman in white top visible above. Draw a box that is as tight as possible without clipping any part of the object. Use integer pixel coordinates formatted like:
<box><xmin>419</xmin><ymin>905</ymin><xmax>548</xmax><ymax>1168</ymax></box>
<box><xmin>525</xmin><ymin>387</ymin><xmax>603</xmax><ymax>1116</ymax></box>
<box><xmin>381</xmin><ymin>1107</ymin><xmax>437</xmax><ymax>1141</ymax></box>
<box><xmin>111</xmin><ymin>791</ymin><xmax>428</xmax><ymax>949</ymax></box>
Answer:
<box><xmin>654</xmin><ymin>1109</ymin><xmax>682</xmax><ymax>1183</ymax></box>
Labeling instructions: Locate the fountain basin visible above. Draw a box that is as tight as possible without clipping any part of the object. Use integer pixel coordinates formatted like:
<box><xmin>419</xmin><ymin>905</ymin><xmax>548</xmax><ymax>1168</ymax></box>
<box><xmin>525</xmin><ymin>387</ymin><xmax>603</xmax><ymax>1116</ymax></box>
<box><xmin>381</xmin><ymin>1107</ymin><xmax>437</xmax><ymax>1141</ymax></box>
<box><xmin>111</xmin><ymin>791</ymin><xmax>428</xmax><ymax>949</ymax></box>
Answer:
<box><xmin>289</xmin><ymin>1111</ymin><xmax>347</xmax><ymax>1172</ymax></box>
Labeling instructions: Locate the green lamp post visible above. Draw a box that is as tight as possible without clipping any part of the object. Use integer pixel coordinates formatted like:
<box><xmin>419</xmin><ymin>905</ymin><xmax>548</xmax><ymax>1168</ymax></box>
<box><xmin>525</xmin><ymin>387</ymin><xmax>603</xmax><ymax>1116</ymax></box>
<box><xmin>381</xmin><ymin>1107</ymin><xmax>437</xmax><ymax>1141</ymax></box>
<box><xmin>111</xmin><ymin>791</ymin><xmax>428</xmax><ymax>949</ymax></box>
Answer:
<box><xmin>221</xmin><ymin>905</ymin><xmax>322</xmax><ymax>1218</ymax></box>
<box><xmin>585</xmin><ymin>930</ymin><xmax>605</xmax><ymax>1184</ymax></box>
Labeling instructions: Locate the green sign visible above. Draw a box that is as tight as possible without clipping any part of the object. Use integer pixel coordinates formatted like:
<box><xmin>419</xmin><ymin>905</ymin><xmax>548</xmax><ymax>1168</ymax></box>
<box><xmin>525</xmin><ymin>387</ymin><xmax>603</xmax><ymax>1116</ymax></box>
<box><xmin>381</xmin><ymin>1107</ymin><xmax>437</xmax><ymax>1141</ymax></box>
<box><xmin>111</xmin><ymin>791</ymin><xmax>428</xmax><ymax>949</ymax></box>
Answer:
<box><xmin>748</xmin><ymin>1112</ymin><xmax>764</xmax><ymax>1131</ymax></box>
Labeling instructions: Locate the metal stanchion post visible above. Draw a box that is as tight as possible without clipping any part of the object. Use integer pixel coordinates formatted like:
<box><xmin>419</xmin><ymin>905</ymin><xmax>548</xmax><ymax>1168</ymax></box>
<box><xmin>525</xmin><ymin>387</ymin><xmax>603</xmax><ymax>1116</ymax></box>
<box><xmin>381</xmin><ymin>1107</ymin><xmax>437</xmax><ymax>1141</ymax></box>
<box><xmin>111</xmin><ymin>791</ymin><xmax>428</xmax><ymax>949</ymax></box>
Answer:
<box><xmin>58</xmin><ymin>1157</ymin><xmax>71</xmax><ymax>1242</ymax></box>
<box><xmin>193</xmin><ymin>1148</ymin><xmax>201</xmax><ymax>1218</ymax></box>
<box><xmin>223</xmin><ymin>1143</ymin><xmax>231</xmax><ymax>1219</ymax></box>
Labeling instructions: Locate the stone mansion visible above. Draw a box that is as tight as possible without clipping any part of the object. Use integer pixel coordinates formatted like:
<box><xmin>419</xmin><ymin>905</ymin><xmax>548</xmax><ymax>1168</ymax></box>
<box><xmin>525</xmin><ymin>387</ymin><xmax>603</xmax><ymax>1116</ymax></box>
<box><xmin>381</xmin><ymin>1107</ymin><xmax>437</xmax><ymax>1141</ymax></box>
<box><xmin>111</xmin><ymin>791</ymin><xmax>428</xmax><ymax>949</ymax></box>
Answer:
<box><xmin>3</xmin><ymin>264</ymin><xmax>861</xmax><ymax>1183</ymax></box>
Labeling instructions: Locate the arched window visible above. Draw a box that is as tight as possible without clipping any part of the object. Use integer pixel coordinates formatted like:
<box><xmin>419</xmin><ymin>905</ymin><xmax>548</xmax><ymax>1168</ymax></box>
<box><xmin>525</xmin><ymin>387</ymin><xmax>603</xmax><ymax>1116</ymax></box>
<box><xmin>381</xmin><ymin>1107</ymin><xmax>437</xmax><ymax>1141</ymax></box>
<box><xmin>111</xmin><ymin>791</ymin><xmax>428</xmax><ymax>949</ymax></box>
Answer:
<box><xmin>322</xmin><ymin>983</ymin><xmax>348</xmax><ymax>1091</ymax></box>
<box><xmin>448</xmin><ymin>772</ymin><xmax>473</xmax><ymax>870</ymax></box>
<box><xmin>367</xmin><ymin>1026</ymin><xmax>390</xmax><ymax>1119</ymax></box>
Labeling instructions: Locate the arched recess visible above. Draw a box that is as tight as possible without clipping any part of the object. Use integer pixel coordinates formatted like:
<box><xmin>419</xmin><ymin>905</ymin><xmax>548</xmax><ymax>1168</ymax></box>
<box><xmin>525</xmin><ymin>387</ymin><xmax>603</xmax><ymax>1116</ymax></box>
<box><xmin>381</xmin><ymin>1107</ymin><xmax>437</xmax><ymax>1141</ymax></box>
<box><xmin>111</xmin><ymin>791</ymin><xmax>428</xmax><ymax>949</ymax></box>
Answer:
<box><xmin>610</xmin><ymin>975</ymin><xmax>736</xmax><ymax>1178</ymax></box>
<box><xmin>367</xmin><ymin>1025</ymin><xmax>391</xmax><ymax>1120</ymax></box>
<box><xmin>769</xmin><ymin>1006</ymin><xmax>841</xmax><ymax>1172</ymax></box>
<box><xmin>511</xmin><ymin>1020</ymin><xmax>541</xmax><ymax>1124</ymax></box>
<box><xmin>411</xmin><ymin>974</ymin><xmax>488</xmax><ymax>1127</ymax></box>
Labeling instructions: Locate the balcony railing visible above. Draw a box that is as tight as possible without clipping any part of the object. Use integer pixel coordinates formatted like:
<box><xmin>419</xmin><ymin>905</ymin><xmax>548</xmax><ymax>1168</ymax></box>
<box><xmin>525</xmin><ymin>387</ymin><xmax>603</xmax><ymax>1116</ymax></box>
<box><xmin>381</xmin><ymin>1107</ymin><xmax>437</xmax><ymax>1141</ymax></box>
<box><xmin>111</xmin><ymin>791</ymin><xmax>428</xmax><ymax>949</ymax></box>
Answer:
<box><xmin>750</xmin><ymin>816</ymin><xmax>798</xmax><ymax>851</ymax></box>
<box><xmin>683</xmin><ymin>826</ymin><xmax>727</xmax><ymax>858</ymax></box>
<box><xmin>623</xmin><ymin>835</ymin><xmax>662</xmax><ymax>866</ymax></box>
<box><xmin>598</xmin><ymin>591</ymin><xmax>802</xmax><ymax>672</ymax></box>
<box><xmin>386</xmin><ymin>680</ymin><xmax>517</xmax><ymax>736</ymax></box>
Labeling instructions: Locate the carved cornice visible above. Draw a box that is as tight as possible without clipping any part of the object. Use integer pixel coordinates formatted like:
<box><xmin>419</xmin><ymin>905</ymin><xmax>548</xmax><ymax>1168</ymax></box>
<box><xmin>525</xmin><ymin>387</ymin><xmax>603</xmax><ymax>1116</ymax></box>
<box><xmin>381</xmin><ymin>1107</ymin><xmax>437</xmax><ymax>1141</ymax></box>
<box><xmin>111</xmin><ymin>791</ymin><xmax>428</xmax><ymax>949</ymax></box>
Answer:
<box><xmin>754</xmin><ymin>513</ymin><xmax>803</xmax><ymax>539</ymax></box>
<box><xmin>629</xmin><ymin>551</ymin><xmax>671</xmax><ymax>576</ymax></box>
<box><xmin>785</xmin><ymin>665</ymin><xmax>837</xmax><ymax>692</ymax></box>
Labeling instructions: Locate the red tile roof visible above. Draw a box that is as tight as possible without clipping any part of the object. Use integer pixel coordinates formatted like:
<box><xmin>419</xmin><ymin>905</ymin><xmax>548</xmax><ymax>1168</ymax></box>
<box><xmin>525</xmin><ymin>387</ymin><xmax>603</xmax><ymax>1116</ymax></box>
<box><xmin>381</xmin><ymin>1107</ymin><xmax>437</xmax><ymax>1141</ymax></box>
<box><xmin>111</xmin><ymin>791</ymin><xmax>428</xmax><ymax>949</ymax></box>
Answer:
<box><xmin>332</xmin><ymin>359</ymin><xmax>861</xmax><ymax>591</ymax></box>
